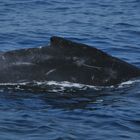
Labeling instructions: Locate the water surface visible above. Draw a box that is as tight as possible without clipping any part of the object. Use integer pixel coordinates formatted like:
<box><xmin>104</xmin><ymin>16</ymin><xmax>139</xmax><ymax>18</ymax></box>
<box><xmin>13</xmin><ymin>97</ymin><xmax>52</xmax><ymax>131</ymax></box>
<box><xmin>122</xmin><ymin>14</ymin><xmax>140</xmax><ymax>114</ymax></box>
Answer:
<box><xmin>0</xmin><ymin>0</ymin><xmax>140</xmax><ymax>139</ymax></box>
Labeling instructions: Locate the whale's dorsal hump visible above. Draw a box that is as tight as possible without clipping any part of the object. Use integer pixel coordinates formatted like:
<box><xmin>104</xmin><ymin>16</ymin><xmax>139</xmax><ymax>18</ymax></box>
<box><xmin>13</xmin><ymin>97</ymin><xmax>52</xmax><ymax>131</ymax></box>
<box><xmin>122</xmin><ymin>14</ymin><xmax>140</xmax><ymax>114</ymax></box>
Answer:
<box><xmin>50</xmin><ymin>36</ymin><xmax>110</xmax><ymax>58</ymax></box>
<box><xmin>50</xmin><ymin>36</ymin><xmax>90</xmax><ymax>50</ymax></box>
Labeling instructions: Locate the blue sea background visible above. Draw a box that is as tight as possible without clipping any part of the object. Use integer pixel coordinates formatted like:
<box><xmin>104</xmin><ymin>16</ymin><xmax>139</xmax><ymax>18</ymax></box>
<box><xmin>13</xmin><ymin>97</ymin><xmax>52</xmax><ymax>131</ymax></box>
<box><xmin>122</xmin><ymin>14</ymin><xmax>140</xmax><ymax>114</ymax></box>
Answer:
<box><xmin>0</xmin><ymin>0</ymin><xmax>140</xmax><ymax>139</ymax></box>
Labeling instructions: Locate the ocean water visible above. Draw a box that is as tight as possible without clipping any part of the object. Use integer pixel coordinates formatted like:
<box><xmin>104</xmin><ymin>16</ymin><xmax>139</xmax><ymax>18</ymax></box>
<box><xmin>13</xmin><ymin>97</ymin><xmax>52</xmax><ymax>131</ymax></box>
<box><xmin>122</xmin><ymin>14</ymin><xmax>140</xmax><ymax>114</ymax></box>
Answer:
<box><xmin>0</xmin><ymin>0</ymin><xmax>140</xmax><ymax>140</ymax></box>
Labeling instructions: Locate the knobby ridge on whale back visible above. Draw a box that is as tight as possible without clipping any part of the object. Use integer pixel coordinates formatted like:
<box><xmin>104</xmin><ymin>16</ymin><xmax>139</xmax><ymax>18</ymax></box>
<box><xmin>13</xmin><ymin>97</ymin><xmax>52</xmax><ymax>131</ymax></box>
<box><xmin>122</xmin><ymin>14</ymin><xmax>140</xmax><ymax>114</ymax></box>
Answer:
<box><xmin>0</xmin><ymin>36</ymin><xmax>140</xmax><ymax>86</ymax></box>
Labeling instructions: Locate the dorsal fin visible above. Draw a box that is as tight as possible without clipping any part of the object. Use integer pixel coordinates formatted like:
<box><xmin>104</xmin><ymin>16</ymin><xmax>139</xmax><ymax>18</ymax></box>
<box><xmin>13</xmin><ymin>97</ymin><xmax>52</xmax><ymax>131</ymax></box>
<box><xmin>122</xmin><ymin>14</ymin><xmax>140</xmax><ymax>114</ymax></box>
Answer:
<box><xmin>50</xmin><ymin>36</ymin><xmax>91</xmax><ymax>50</ymax></box>
<box><xmin>50</xmin><ymin>36</ymin><xmax>111</xmax><ymax>58</ymax></box>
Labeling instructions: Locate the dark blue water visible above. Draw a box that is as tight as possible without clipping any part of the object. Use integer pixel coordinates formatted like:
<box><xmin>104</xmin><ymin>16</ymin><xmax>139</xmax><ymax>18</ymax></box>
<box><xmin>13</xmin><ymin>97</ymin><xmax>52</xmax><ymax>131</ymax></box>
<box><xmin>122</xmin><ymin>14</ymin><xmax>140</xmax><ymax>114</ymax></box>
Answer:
<box><xmin>0</xmin><ymin>0</ymin><xmax>140</xmax><ymax>139</ymax></box>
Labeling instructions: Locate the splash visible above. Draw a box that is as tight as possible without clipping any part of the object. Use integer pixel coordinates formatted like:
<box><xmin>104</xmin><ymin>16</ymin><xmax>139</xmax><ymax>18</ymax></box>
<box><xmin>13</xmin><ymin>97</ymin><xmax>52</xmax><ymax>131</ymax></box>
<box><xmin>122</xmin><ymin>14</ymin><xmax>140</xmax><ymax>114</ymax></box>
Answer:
<box><xmin>0</xmin><ymin>79</ymin><xmax>139</xmax><ymax>93</ymax></box>
<box><xmin>118</xmin><ymin>79</ymin><xmax>140</xmax><ymax>88</ymax></box>
<box><xmin>0</xmin><ymin>81</ymin><xmax>98</xmax><ymax>93</ymax></box>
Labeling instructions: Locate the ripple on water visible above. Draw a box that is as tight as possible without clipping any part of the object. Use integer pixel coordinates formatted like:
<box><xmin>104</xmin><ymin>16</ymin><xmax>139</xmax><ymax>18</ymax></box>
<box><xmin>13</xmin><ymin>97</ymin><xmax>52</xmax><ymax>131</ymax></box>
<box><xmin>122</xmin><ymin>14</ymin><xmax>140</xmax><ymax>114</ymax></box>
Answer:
<box><xmin>0</xmin><ymin>0</ymin><xmax>140</xmax><ymax>139</ymax></box>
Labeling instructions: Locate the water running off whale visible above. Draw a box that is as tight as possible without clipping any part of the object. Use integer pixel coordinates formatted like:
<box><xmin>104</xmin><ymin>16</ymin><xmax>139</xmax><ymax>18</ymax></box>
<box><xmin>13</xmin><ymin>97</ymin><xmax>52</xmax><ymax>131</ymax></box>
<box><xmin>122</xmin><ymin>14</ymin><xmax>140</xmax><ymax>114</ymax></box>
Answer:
<box><xmin>0</xmin><ymin>36</ymin><xmax>140</xmax><ymax>86</ymax></box>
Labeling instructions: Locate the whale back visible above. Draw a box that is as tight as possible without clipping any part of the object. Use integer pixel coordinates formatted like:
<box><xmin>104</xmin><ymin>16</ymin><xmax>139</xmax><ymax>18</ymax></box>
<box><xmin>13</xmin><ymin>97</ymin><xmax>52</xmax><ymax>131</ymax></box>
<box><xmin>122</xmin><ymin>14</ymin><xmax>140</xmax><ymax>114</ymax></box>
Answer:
<box><xmin>49</xmin><ymin>36</ymin><xmax>140</xmax><ymax>85</ymax></box>
<box><xmin>0</xmin><ymin>36</ymin><xmax>139</xmax><ymax>86</ymax></box>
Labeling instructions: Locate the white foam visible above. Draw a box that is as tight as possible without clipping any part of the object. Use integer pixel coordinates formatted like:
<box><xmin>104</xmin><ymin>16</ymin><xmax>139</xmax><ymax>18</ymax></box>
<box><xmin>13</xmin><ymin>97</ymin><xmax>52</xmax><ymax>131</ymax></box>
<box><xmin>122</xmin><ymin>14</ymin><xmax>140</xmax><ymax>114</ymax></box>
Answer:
<box><xmin>42</xmin><ymin>81</ymin><xmax>97</xmax><ymax>89</ymax></box>
<box><xmin>0</xmin><ymin>82</ymin><xmax>27</xmax><ymax>86</ymax></box>
<box><xmin>118</xmin><ymin>79</ymin><xmax>140</xmax><ymax>88</ymax></box>
<box><xmin>0</xmin><ymin>79</ymin><xmax>139</xmax><ymax>91</ymax></box>
<box><xmin>0</xmin><ymin>81</ymin><xmax>99</xmax><ymax>91</ymax></box>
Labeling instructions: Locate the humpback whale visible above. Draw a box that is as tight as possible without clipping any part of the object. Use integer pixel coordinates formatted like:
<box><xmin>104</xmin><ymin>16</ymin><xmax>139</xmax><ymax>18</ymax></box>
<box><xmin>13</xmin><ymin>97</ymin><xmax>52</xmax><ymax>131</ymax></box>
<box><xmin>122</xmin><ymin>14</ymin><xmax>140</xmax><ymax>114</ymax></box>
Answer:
<box><xmin>0</xmin><ymin>36</ymin><xmax>140</xmax><ymax>86</ymax></box>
